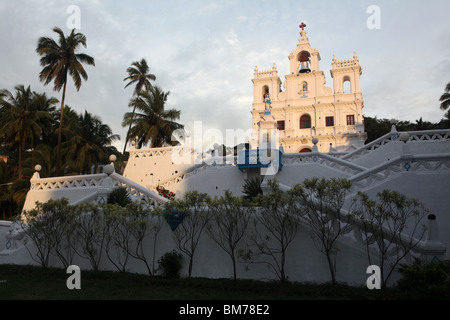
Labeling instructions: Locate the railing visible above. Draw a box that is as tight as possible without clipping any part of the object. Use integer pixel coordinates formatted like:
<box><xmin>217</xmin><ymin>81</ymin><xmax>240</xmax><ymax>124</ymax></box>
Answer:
<box><xmin>348</xmin><ymin>153</ymin><xmax>450</xmax><ymax>193</ymax></box>
<box><xmin>153</xmin><ymin>156</ymin><xmax>238</xmax><ymax>190</ymax></box>
<box><xmin>282</xmin><ymin>152</ymin><xmax>367</xmax><ymax>175</ymax></box>
<box><xmin>28</xmin><ymin>171</ymin><xmax>167</xmax><ymax>207</ymax></box>
<box><xmin>110</xmin><ymin>173</ymin><xmax>167</xmax><ymax>206</ymax></box>
<box><xmin>30</xmin><ymin>173</ymin><xmax>106</xmax><ymax>191</ymax></box>
<box><xmin>341</xmin><ymin>129</ymin><xmax>450</xmax><ymax>162</ymax></box>
<box><xmin>128</xmin><ymin>146</ymin><xmax>195</xmax><ymax>159</ymax></box>
<box><xmin>332</xmin><ymin>58</ymin><xmax>359</xmax><ymax>69</ymax></box>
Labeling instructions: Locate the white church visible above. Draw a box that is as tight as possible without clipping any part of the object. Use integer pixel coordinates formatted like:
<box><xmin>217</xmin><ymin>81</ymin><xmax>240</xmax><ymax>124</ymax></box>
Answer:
<box><xmin>1</xmin><ymin>24</ymin><xmax>449</xmax><ymax>286</ymax></box>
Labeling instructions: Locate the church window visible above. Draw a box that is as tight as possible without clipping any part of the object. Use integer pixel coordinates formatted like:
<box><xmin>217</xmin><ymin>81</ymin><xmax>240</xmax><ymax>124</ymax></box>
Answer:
<box><xmin>302</xmin><ymin>82</ymin><xmax>308</xmax><ymax>92</ymax></box>
<box><xmin>277</xmin><ymin>120</ymin><xmax>285</xmax><ymax>130</ymax></box>
<box><xmin>343</xmin><ymin>76</ymin><xmax>351</xmax><ymax>94</ymax></box>
<box><xmin>262</xmin><ymin>86</ymin><xmax>269</xmax><ymax>102</ymax></box>
<box><xmin>347</xmin><ymin>115</ymin><xmax>355</xmax><ymax>125</ymax></box>
<box><xmin>300</xmin><ymin>114</ymin><xmax>311</xmax><ymax>129</ymax></box>
<box><xmin>325</xmin><ymin>116</ymin><xmax>334</xmax><ymax>127</ymax></box>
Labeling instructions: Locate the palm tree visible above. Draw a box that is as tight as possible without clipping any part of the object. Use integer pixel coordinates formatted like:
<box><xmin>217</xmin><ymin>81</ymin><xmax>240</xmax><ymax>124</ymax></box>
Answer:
<box><xmin>123</xmin><ymin>59</ymin><xmax>156</xmax><ymax>154</ymax></box>
<box><xmin>439</xmin><ymin>82</ymin><xmax>450</xmax><ymax>118</ymax></box>
<box><xmin>63</xmin><ymin>110</ymin><xmax>119</xmax><ymax>174</ymax></box>
<box><xmin>30</xmin><ymin>92</ymin><xmax>59</xmax><ymax>146</ymax></box>
<box><xmin>0</xmin><ymin>85</ymin><xmax>53</xmax><ymax>178</ymax></box>
<box><xmin>36</xmin><ymin>27</ymin><xmax>95</xmax><ymax>176</ymax></box>
<box><xmin>122</xmin><ymin>86</ymin><xmax>183</xmax><ymax>149</ymax></box>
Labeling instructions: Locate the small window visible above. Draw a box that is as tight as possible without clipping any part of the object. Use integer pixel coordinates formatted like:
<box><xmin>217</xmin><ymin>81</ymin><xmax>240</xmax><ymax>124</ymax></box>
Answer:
<box><xmin>347</xmin><ymin>115</ymin><xmax>355</xmax><ymax>125</ymax></box>
<box><xmin>325</xmin><ymin>116</ymin><xmax>334</xmax><ymax>127</ymax></box>
<box><xmin>277</xmin><ymin>120</ymin><xmax>285</xmax><ymax>131</ymax></box>
<box><xmin>300</xmin><ymin>114</ymin><xmax>311</xmax><ymax>129</ymax></box>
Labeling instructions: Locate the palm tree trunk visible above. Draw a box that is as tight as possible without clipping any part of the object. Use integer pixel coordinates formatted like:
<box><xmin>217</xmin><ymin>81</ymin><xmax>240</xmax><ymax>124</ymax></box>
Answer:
<box><xmin>56</xmin><ymin>80</ymin><xmax>67</xmax><ymax>176</ymax></box>
<box><xmin>122</xmin><ymin>105</ymin><xmax>136</xmax><ymax>155</ymax></box>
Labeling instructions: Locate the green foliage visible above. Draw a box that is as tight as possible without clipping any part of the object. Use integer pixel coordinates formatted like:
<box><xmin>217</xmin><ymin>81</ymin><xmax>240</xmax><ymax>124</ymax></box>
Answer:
<box><xmin>164</xmin><ymin>191</ymin><xmax>213</xmax><ymax>278</ymax></box>
<box><xmin>242</xmin><ymin>179</ymin><xmax>299</xmax><ymax>282</ymax></box>
<box><xmin>241</xmin><ymin>176</ymin><xmax>263</xmax><ymax>201</ymax></box>
<box><xmin>354</xmin><ymin>190</ymin><xmax>429</xmax><ymax>288</ymax></box>
<box><xmin>291</xmin><ymin>178</ymin><xmax>354</xmax><ymax>284</ymax></box>
<box><xmin>107</xmin><ymin>186</ymin><xmax>132</xmax><ymax>207</ymax></box>
<box><xmin>397</xmin><ymin>259</ymin><xmax>450</xmax><ymax>298</ymax></box>
<box><xmin>207</xmin><ymin>190</ymin><xmax>252</xmax><ymax>280</ymax></box>
<box><xmin>157</xmin><ymin>250</ymin><xmax>183</xmax><ymax>278</ymax></box>
<box><xmin>122</xmin><ymin>86</ymin><xmax>184</xmax><ymax>149</ymax></box>
<box><xmin>21</xmin><ymin>198</ymin><xmax>161</xmax><ymax>275</ymax></box>
<box><xmin>21</xmin><ymin>198</ymin><xmax>77</xmax><ymax>268</ymax></box>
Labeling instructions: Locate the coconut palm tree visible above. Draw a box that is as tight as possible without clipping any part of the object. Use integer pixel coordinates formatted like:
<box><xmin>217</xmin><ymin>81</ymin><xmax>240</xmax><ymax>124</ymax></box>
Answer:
<box><xmin>123</xmin><ymin>58</ymin><xmax>156</xmax><ymax>154</ymax></box>
<box><xmin>36</xmin><ymin>27</ymin><xmax>95</xmax><ymax>176</ymax></box>
<box><xmin>63</xmin><ymin>110</ymin><xmax>119</xmax><ymax>174</ymax></box>
<box><xmin>122</xmin><ymin>86</ymin><xmax>183</xmax><ymax>149</ymax></box>
<box><xmin>439</xmin><ymin>82</ymin><xmax>450</xmax><ymax>118</ymax></box>
<box><xmin>0</xmin><ymin>85</ymin><xmax>53</xmax><ymax>178</ymax></box>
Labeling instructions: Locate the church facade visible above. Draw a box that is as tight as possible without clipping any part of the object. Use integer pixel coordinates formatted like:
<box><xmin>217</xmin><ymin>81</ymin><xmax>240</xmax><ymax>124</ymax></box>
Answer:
<box><xmin>250</xmin><ymin>25</ymin><xmax>367</xmax><ymax>153</ymax></box>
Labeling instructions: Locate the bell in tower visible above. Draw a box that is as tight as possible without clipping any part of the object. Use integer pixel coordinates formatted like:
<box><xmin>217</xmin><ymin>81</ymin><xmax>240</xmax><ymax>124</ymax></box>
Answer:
<box><xmin>299</xmin><ymin>52</ymin><xmax>311</xmax><ymax>74</ymax></box>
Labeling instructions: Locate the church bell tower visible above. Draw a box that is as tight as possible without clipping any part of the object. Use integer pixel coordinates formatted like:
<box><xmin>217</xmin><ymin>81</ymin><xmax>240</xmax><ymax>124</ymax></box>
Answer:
<box><xmin>250</xmin><ymin>22</ymin><xmax>367</xmax><ymax>153</ymax></box>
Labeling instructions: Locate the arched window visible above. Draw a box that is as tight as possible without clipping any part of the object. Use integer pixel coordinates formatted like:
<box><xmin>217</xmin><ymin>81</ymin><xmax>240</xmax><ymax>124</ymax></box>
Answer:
<box><xmin>298</xmin><ymin>51</ymin><xmax>311</xmax><ymax>73</ymax></box>
<box><xmin>300</xmin><ymin>114</ymin><xmax>311</xmax><ymax>129</ymax></box>
<box><xmin>343</xmin><ymin>76</ymin><xmax>351</xmax><ymax>94</ymax></box>
<box><xmin>262</xmin><ymin>86</ymin><xmax>269</xmax><ymax>102</ymax></box>
<box><xmin>299</xmin><ymin>148</ymin><xmax>312</xmax><ymax>153</ymax></box>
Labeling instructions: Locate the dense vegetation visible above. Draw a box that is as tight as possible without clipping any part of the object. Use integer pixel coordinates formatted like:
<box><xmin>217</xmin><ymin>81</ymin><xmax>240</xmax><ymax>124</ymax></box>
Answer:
<box><xmin>0</xmin><ymin>27</ymin><xmax>183</xmax><ymax>218</ymax></box>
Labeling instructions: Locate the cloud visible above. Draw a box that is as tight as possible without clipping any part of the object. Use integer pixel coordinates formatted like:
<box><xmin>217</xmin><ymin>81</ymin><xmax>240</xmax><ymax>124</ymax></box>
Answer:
<box><xmin>1</xmin><ymin>0</ymin><xmax>449</xmax><ymax>153</ymax></box>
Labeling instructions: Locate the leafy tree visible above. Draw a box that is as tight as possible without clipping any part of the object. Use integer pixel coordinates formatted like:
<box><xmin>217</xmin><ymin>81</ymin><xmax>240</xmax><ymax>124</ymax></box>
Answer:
<box><xmin>73</xmin><ymin>203</ymin><xmax>107</xmax><ymax>271</ymax></box>
<box><xmin>122</xmin><ymin>86</ymin><xmax>184</xmax><ymax>148</ymax></box>
<box><xmin>123</xmin><ymin>58</ymin><xmax>156</xmax><ymax>154</ymax></box>
<box><xmin>20</xmin><ymin>198</ymin><xmax>77</xmax><ymax>268</ymax></box>
<box><xmin>0</xmin><ymin>85</ymin><xmax>54</xmax><ymax>178</ymax></box>
<box><xmin>353</xmin><ymin>190</ymin><xmax>428</xmax><ymax>288</ymax></box>
<box><xmin>62</xmin><ymin>110</ymin><xmax>119</xmax><ymax>174</ymax></box>
<box><xmin>240</xmin><ymin>180</ymin><xmax>299</xmax><ymax>282</ymax></box>
<box><xmin>291</xmin><ymin>178</ymin><xmax>354</xmax><ymax>284</ymax></box>
<box><xmin>439</xmin><ymin>82</ymin><xmax>450</xmax><ymax>118</ymax></box>
<box><xmin>123</xmin><ymin>202</ymin><xmax>162</xmax><ymax>276</ymax></box>
<box><xmin>206</xmin><ymin>191</ymin><xmax>252</xmax><ymax>280</ymax></box>
<box><xmin>165</xmin><ymin>191</ymin><xmax>213</xmax><ymax>278</ymax></box>
<box><xmin>36</xmin><ymin>27</ymin><xmax>95</xmax><ymax>175</ymax></box>
<box><xmin>101</xmin><ymin>203</ymin><xmax>132</xmax><ymax>273</ymax></box>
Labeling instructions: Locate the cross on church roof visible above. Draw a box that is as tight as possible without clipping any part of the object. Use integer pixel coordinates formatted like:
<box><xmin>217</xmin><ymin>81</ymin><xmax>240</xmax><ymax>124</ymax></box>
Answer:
<box><xmin>299</xmin><ymin>22</ymin><xmax>306</xmax><ymax>31</ymax></box>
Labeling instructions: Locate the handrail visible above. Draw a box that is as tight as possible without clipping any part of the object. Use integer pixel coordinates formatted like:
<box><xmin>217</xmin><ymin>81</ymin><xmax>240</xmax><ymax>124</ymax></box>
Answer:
<box><xmin>341</xmin><ymin>129</ymin><xmax>450</xmax><ymax>162</ymax></box>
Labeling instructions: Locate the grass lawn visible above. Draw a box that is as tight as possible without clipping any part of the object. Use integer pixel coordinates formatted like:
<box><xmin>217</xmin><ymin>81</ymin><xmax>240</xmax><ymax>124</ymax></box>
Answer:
<box><xmin>0</xmin><ymin>263</ymin><xmax>411</xmax><ymax>301</ymax></box>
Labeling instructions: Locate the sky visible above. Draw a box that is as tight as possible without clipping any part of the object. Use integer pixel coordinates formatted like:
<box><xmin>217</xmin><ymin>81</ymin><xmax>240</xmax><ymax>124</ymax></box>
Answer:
<box><xmin>0</xmin><ymin>0</ymin><xmax>449</xmax><ymax>152</ymax></box>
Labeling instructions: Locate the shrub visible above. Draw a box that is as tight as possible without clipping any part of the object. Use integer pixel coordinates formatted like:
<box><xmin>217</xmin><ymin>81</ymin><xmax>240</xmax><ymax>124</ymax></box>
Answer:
<box><xmin>107</xmin><ymin>186</ymin><xmax>131</xmax><ymax>207</ymax></box>
<box><xmin>397</xmin><ymin>259</ymin><xmax>450</xmax><ymax>298</ymax></box>
<box><xmin>158</xmin><ymin>250</ymin><xmax>183</xmax><ymax>278</ymax></box>
<box><xmin>242</xmin><ymin>176</ymin><xmax>263</xmax><ymax>201</ymax></box>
